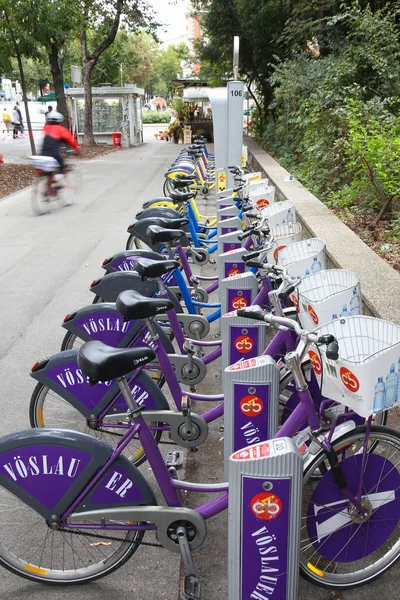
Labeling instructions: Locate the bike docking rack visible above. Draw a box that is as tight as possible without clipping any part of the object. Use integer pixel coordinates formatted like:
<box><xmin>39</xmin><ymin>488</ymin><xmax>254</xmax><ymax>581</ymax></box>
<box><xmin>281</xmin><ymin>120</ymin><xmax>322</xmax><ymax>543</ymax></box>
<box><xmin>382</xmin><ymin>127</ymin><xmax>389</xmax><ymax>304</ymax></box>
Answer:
<box><xmin>219</xmin><ymin>271</ymin><xmax>259</xmax><ymax>315</ymax></box>
<box><xmin>217</xmin><ymin>205</ymin><xmax>240</xmax><ymax>221</ymax></box>
<box><xmin>228</xmin><ymin>437</ymin><xmax>303</xmax><ymax>600</ymax></box>
<box><xmin>217</xmin><ymin>216</ymin><xmax>243</xmax><ymax>256</ymax></box>
<box><xmin>221</xmin><ymin>310</ymin><xmax>268</xmax><ymax>372</ymax></box>
<box><xmin>217</xmin><ymin>247</ymin><xmax>249</xmax><ymax>284</ymax></box>
<box><xmin>222</xmin><ymin>355</ymin><xmax>280</xmax><ymax>477</ymax></box>
<box><xmin>218</xmin><ymin>230</ymin><xmax>243</xmax><ymax>254</ymax></box>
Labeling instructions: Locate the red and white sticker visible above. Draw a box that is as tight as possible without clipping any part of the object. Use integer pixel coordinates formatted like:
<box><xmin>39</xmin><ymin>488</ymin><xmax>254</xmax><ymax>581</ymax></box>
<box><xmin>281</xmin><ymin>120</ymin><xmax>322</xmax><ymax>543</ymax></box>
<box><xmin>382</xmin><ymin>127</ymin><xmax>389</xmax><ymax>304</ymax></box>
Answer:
<box><xmin>256</xmin><ymin>198</ymin><xmax>270</xmax><ymax>209</ymax></box>
<box><xmin>307</xmin><ymin>304</ymin><xmax>319</xmax><ymax>325</ymax></box>
<box><xmin>231</xmin><ymin>296</ymin><xmax>249</xmax><ymax>310</ymax></box>
<box><xmin>222</xmin><ymin>310</ymin><xmax>238</xmax><ymax>318</ymax></box>
<box><xmin>240</xmin><ymin>395</ymin><xmax>264</xmax><ymax>416</ymax></box>
<box><xmin>234</xmin><ymin>335</ymin><xmax>254</xmax><ymax>354</ymax></box>
<box><xmin>290</xmin><ymin>294</ymin><xmax>300</xmax><ymax>313</ymax></box>
<box><xmin>250</xmin><ymin>492</ymin><xmax>283</xmax><ymax>520</ymax></box>
<box><xmin>228</xmin><ymin>358</ymin><xmax>258</xmax><ymax>372</ymax></box>
<box><xmin>340</xmin><ymin>367</ymin><xmax>360</xmax><ymax>393</ymax></box>
<box><xmin>309</xmin><ymin>350</ymin><xmax>322</xmax><ymax>375</ymax></box>
<box><xmin>231</xmin><ymin>441</ymin><xmax>270</xmax><ymax>460</ymax></box>
<box><xmin>273</xmin><ymin>245</ymin><xmax>287</xmax><ymax>262</ymax></box>
<box><xmin>228</xmin><ymin>267</ymin><xmax>241</xmax><ymax>277</ymax></box>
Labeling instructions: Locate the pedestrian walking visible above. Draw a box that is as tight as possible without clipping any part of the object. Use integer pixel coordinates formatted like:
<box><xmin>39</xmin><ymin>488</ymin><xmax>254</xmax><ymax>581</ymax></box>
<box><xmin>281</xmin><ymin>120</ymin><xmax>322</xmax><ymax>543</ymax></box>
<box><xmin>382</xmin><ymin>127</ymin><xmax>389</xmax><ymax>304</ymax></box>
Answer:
<box><xmin>12</xmin><ymin>105</ymin><xmax>22</xmax><ymax>139</ymax></box>
<box><xmin>45</xmin><ymin>105</ymin><xmax>53</xmax><ymax>120</ymax></box>
<box><xmin>15</xmin><ymin>102</ymin><xmax>24</xmax><ymax>134</ymax></box>
<box><xmin>2</xmin><ymin>107</ymin><xmax>11</xmax><ymax>134</ymax></box>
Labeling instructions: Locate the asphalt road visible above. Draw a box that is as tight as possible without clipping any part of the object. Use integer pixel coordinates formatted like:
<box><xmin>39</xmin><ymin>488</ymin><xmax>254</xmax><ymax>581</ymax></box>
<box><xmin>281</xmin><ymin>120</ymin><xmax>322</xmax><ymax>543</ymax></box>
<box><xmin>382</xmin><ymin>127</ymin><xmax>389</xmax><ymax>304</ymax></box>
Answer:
<box><xmin>0</xmin><ymin>133</ymin><xmax>184</xmax><ymax>600</ymax></box>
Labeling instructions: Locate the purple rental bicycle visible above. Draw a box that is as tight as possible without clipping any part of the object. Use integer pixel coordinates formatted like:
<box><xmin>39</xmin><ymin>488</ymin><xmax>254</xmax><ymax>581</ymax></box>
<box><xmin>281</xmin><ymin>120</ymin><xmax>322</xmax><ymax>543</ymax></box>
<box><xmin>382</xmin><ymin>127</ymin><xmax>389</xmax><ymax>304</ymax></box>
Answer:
<box><xmin>1</xmin><ymin>309</ymin><xmax>400</xmax><ymax>594</ymax></box>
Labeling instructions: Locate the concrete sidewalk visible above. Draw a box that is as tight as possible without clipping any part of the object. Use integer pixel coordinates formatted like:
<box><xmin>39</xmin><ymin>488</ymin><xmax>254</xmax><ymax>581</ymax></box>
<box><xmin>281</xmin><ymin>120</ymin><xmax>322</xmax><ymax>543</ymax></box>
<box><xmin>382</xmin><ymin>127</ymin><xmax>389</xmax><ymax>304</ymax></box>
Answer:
<box><xmin>0</xmin><ymin>136</ymin><xmax>186</xmax><ymax>600</ymax></box>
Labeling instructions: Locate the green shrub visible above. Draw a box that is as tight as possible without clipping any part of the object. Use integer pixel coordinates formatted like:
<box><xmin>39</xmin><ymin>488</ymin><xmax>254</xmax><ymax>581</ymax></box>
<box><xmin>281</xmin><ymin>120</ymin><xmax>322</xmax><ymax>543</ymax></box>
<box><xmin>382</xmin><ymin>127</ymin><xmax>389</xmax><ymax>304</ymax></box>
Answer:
<box><xmin>142</xmin><ymin>110</ymin><xmax>173</xmax><ymax>124</ymax></box>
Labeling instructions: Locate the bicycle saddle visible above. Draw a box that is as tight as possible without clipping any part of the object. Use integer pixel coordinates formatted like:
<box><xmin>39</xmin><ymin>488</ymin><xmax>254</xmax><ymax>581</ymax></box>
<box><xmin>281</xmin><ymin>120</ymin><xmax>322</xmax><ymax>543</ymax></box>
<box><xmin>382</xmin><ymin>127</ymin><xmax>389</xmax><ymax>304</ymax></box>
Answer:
<box><xmin>146</xmin><ymin>225</ymin><xmax>186</xmax><ymax>245</ymax></box>
<box><xmin>77</xmin><ymin>340</ymin><xmax>156</xmax><ymax>383</ymax></box>
<box><xmin>116</xmin><ymin>290</ymin><xmax>174</xmax><ymax>321</ymax></box>
<box><xmin>172</xmin><ymin>179</ymin><xmax>195</xmax><ymax>189</ymax></box>
<box><xmin>175</xmin><ymin>173</ymin><xmax>195</xmax><ymax>181</ymax></box>
<box><xmin>169</xmin><ymin>191</ymin><xmax>196</xmax><ymax>203</ymax></box>
<box><xmin>155</xmin><ymin>217</ymin><xmax>189</xmax><ymax>229</ymax></box>
<box><xmin>134</xmin><ymin>257</ymin><xmax>180</xmax><ymax>279</ymax></box>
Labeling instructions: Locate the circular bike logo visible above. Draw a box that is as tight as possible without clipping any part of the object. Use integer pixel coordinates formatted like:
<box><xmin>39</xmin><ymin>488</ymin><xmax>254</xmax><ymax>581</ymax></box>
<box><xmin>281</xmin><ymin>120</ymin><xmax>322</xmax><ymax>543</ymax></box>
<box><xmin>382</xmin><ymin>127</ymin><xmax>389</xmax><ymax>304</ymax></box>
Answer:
<box><xmin>340</xmin><ymin>367</ymin><xmax>360</xmax><ymax>393</ymax></box>
<box><xmin>228</xmin><ymin>267</ymin><xmax>241</xmax><ymax>277</ymax></box>
<box><xmin>273</xmin><ymin>245</ymin><xmax>287</xmax><ymax>262</ymax></box>
<box><xmin>309</xmin><ymin>350</ymin><xmax>322</xmax><ymax>375</ymax></box>
<box><xmin>250</xmin><ymin>492</ymin><xmax>282</xmax><ymax>520</ymax></box>
<box><xmin>232</xmin><ymin>296</ymin><xmax>249</xmax><ymax>310</ymax></box>
<box><xmin>290</xmin><ymin>294</ymin><xmax>300</xmax><ymax>313</ymax></box>
<box><xmin>307</xmin><ymin>305</ymin><xmax>319</xmax><ymax>325</ymax></box>
<box><xmin>234</xmin><ymin>335</ymin><xmax>254</xmax><ymax>354</ymax></box>
<box><xmin>240</xmin><ymin>395</ymin><xmax>263</xmax><ymax>416</ymax></box>
<box><xmin>256</xmin><ymin>198</ymin><xmax>270</xmax><ymax>209</ymax></box>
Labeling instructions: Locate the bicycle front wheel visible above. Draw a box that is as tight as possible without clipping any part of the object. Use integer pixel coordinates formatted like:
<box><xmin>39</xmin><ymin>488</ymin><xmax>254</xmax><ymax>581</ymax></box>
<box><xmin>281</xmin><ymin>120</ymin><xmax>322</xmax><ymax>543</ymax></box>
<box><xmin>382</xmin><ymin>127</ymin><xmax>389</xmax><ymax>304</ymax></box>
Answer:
<box><xmin>31</xmin><ymin>176</ymin><xmax>51</xmax><ymax>216</ymax></box>
<box><xmin>60</xmin><ymin>165</ymin><xmax>83</xmax><ymax>207</ymax></box>
<box><xmin>301</xmin><ymin>424</ymin><xmax>400</xmax><ymax>588</ymax></box>
<box><xmin>0</xmin><ymin>483</ymin><xmax>143</xmax><ymax>584</ymax></box>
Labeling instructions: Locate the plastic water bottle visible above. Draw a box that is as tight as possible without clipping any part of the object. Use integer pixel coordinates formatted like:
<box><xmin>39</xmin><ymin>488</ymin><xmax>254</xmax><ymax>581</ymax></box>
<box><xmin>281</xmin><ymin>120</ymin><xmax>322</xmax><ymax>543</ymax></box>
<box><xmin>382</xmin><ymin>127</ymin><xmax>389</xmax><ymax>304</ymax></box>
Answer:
<box><xmin>286</xmin><ymin>209</ymin><xmax>294</xmax><ymax>224</ymax></box>
<box><xmin>385</xmin><ymin>364</ymin><xmax>397</xmax><ymax>408</ymax></box>
<box><xmin>340</xmin><ymin>305</ymin><xmax>350</xmax><ymax>317</ymax></box>
<box><xmin>397</xmin><ymin>357</ymin><xmax>400</xmax><ymax>404</ymax></box>
<box><xmin>311</xmin><ymin>257</ymin><xmax>321</xmax><ymax>273</ymax></box>
<box><xmin>332</xmin><ymin>313</ymin><xmax>338</xmax><ymax>320</ymax></box>
<box><xmin>373</xmin><ymin>377</ymin><xmax>386</xmax><ymax>412</ymax></box>
<box><xmin>305</xmin><ymin>269</ymin><xmax>310</xmax><ymax>276</ymax></box>
<box><xmin>350</xmin><ymin>288</ymin><xmax>361</xmax><ymax>315</ymax></box>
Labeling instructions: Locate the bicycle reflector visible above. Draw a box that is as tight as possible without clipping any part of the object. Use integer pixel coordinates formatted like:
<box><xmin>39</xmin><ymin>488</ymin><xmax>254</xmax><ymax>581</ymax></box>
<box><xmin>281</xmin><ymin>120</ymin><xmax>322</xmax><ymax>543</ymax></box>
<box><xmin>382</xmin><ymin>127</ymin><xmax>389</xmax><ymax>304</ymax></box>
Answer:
<box><xmin>31</xmin><ymin>358</ymin><xmax>49</xmax><ymax>372</ymax></box>
<box><xmin>102</xmin><ymin>256</ymin><xmax>112</xmax><ymax>265</ymax></box>
<box><xmin>63</xmin><ymin>312</ymin><xmax>76</xmax><ymax>323</ymax></box>
<box><xmin>91</xmin><ymin>278</ymin><xmax>100</xmax><ymax>287</ymax></box>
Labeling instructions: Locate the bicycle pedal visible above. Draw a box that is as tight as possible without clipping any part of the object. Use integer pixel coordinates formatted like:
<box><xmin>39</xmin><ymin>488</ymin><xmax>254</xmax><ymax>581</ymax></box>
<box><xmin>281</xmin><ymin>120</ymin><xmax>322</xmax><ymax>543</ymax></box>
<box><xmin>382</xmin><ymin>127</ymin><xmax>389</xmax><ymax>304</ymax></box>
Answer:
<box><xmin>164</xmin><ymin>450</ymin><xmax>184</xmax><ymax>470</ymax></box>
<box><xmin>181</xmin><ymin>575</ymin><xmax>203</xmax><ymax>600</ymax></box>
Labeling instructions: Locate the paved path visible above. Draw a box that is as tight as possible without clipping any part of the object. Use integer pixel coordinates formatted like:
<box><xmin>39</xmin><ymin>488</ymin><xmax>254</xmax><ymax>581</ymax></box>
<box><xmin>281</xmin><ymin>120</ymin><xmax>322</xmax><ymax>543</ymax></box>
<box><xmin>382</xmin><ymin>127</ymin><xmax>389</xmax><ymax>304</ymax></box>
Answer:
<box><xmin>0</xmin><ymin>134</ymin><xmax>183</xmax><ymax>600</ymax></box>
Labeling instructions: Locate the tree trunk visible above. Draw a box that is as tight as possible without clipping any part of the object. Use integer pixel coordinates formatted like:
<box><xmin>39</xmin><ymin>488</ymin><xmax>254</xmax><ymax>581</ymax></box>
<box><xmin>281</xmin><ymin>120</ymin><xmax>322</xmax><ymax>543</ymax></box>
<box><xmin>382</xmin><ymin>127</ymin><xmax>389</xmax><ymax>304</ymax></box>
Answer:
<box><xmin>82</xmin><ymin>57</ymin><xmax>95</xmax><ymax>146</ymax></box>
<box><xmin>3</xmin><ymin>8</ymin><xmax>36</xmax><ymax>155</ymax></box>
<box><xmin>49</xmin><ymin>43</ymin><xmax>68</xmax><ymax>127</ymax></box>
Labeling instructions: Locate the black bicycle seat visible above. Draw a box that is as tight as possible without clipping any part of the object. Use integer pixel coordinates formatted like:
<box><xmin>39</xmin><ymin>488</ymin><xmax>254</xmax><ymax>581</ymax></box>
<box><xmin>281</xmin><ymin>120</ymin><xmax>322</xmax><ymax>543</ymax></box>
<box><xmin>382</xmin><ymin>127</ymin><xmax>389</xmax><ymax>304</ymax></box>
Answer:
<box><xmin>172</xmin><ymin>179</ymin><xmax>195</xmax><ymax>189</ymax></box>
<box><xmin>169</xmin><ymin>191</ymin><xmax>196</xmax><ymax>203</ymax></box>
<box><xmin>134</xmin><ymin>257</ymin><xmax>180</xmax><ymax>279</ymax></box>
<box><xmin>175</xmin><ymin>173</ymin><xmax>195</xmax><ymax>181</ymax></box>
<box><xmin>155</xmin><ymin>217</ymin><xmax>189</xmax><ymax>229</ymax></box>
<box><xmin>146</xmin><ymin>225</ymin><xmax>186</xmax><ymax>245</ymax></box>
<box><xmin>116</xmin><ymin>290</ymin><xmax>174</xmax><ymax>321</ymax></box>
<box><xmin>77</xmin><ymin>340</ymin><xmax>155</xmax><ymax>383</ymax></box>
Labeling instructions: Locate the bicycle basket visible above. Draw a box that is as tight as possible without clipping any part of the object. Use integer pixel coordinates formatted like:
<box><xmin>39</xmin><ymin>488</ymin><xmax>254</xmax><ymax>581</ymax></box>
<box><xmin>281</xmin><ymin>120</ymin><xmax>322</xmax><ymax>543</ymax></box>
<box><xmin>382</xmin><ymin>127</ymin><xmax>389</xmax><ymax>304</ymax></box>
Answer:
<box><xmin>277</xmin><ymin>238</ymin><xmax>326</xmax><ymax>280</ymax></box>
<box><xmin>258</xmin><ymin>200</ymin><xmax>296</xmax><ymax>228</ymax></box>
<box><xmin>30</xmin><ymin>156</ymin><xmax>59</xmax><ymax>173</ymax></box>
<box><xmin>267</xmin><ymin>222</ymin><xmax>302</xmax><ymax>264</ymax></box>
<box><xmin>295</xmin><ymin>269</ymin><xmax>361</xmax><ymax>329</ymax></box>
<box><xmin>310</xmin><ymin>316</ymin><xmax>400</xmax><ymax>418</ymax></box>
<box><xmin>248</xmin><ymin>182</ymin><xmax>275</xmax><ymax>209</ymax></box>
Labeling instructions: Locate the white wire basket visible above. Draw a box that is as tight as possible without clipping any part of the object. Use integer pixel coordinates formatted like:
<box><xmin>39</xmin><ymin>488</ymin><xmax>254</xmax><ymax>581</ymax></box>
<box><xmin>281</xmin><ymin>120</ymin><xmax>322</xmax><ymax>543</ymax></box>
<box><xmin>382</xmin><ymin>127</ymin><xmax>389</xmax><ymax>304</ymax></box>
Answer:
<box><xmin>294</xmin><ymin>269</ymin><xmax>361</xmax><ymax>329</ymax></box>
<box><xmin>258</xmin><ymin>200</ymin><xmax>296</xmax><ymax>228</ymax></box>
<box><xmin>30</xmin><ymin>156</ymin><xmax>59</xmax><ymax>173</ymax></box>
<box><xmin>310</xmin><ymin>316</ymin><xmax>400</xmax><ymax>418</ymax></box>
<box><xmin>248</xmin><ymin>183</ymin><xmax>275</xmax><ymax>208</ymax></box>
<box><xmin>267</xmin><ymin>222</ymin><xmax>303</xmax><ymax>264</ymax></box>
<box><xmin>277</xmin><ymin>238</ymin><xmax>326</xmax><ymax>279</ymax></box>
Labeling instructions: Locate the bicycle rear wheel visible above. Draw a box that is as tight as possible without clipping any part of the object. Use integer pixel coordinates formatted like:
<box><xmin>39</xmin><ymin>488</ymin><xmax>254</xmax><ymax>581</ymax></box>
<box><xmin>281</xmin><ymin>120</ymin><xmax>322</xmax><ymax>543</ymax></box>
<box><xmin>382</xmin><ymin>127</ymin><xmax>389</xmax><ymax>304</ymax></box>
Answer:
<box><xmin>0</xmin><ymin>483</ymin><xmax>143</xmax><ymax>584</ymax></box>
<box><xmin>301</xmin><ymin>425</ymin><xmax>400</xmax><ymax>588</ymax></box>
<box><xmin>31</xmin><ymin>176</ymin><xmax>51</xmax><ymax>216</ymax></box>
<box><xmin>29</xmin><ymin>383</ymin><xmax>162</xmax><ymax>467</ymax></box>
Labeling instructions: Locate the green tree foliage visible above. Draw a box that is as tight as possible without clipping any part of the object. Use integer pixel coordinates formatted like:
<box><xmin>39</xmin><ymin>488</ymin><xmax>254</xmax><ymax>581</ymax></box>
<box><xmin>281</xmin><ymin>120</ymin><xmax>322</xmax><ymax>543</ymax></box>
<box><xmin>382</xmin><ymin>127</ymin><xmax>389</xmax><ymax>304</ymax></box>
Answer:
<box><xmin>148</xmin><ymin>43</ymin><xmax>189</xmax><ymax>97</ymax></box>
<box><xmin>265</xmin><ymin>6</ymin><xmax>400</xmax><ymax>222</ymax></box>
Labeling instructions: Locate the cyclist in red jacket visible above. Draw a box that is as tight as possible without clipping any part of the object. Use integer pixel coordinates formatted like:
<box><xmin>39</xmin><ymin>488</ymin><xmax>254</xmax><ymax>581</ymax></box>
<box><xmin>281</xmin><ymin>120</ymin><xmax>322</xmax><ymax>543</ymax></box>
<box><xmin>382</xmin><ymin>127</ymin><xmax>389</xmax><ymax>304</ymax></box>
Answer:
<box><xmin>41</xmin><ymin>111</ymin><xmax>79</xmax><ymax>171</ymax></box>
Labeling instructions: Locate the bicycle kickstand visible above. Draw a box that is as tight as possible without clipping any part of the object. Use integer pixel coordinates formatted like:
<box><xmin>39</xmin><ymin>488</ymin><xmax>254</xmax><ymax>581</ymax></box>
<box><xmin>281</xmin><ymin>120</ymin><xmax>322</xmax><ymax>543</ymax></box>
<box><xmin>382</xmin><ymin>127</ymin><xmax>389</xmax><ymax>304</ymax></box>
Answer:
<box><xmin>178</xmin><ymin>525</ymin><xmax>203</xmax><ymax>600</ymax></box>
